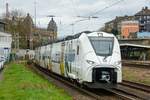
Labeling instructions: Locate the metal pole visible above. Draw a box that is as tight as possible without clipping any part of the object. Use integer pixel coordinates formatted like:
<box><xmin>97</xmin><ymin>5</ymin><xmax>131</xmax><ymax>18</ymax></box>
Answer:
<box><xmin>34</xmin><ymin>0</ymin><xmax>37</xmax><ymax>28</ymax></box>
<box><xmin>33</xmin><ymin>0</ymin><xmax>37</xmax><ymax>49</ymax></box>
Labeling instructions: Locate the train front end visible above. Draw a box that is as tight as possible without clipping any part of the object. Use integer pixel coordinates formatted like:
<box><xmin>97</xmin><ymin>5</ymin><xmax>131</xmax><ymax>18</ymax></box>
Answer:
<box><xmin>79</xmin><ymin>32</ymin><xmax>122</xmax><ymax>88</ymax></box>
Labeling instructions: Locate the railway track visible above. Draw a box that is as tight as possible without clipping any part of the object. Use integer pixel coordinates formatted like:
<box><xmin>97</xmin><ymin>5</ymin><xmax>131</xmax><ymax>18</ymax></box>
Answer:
<box><xmin>29</xmin><ymin>63</ymin><xmax>150</xmax><ymax>100</ymax></box>
<box><xmin>121</xmin><ymin>80</ymin><xmax>150</xmax><ymax>93</ymax></box>
<box><xmin>30</xmin><ymin>63</ymin><xmax>102</xmax><ymax>100</ymax></box>
<box><xmin>105</xmin><ymin>80</ymin><xmax>150</xmax><ymax>100</ymax></box>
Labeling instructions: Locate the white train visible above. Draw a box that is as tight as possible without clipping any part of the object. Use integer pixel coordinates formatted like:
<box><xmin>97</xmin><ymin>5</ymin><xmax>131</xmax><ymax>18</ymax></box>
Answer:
<box><xmin>34</xmin><ymin>31</ymin><xmax>122</xmax><ymax>88</ymax></box>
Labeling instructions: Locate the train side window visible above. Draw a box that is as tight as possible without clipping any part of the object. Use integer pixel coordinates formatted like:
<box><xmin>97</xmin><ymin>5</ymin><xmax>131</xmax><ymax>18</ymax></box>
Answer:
<box><xmin>42</xmin><ymin>55</ymin><xmax>44</xmax><ymax>60</ymax></box>
<box><xmin>77</xmin><ymin>45</ymin><xmax>79</xmax><ymax>55</ymax></box>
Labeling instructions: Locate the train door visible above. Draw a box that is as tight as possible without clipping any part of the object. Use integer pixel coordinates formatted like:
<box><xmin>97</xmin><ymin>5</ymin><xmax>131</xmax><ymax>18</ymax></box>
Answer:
<box><xmin>44</xmin><ymin>46</ymin><xmax>48</xmax><ymax>69</ymax></box>
<box><xmin>51</xmin><ymin>43</ymin><xmax>61</xmax><ymax>74</ymax></box>
<box><xmin>65</xmin><ymin>40</ymin><xmax>76</xmax><ymax>79</ymax></box>
<box><xmin>71</xmin><ymin>40</ymin><xmax>78</xmax><ymax>77</ymax></box>
<box><xmin>64</xmin><ymin>41</ymin><xmax>70</xmax><ymax>77</ymax></box>
<box><xmin>38</xmin><ymin>48</ymin><xmax>41</xmax><ymax>64</ymax></box>
<box><xmin>74</xmin><ymin>40</ymin><xmax>80</xmax><ymax>78</ymax></box>
<box><xmin>60</xmin><ymin>42</ymin><xmax>65</xmax><ymax>76</ymax></box>
<box><xmin>40</xmin><ymin>47</ymin><xmax>45</xmax><ymax>67</ymax></box>
<box><xmin>39</xmin><ymin>47</ymin><xmax>42</xmax><ymax>66</ymax></box>
<box><xmin>47</xmin><ymin>44</ymin><xmax>52</xmax><ymax>71</ymax></box>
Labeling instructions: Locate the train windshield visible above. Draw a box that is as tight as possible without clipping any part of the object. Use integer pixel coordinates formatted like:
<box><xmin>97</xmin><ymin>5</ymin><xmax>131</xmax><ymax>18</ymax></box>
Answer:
<box><xmin>89</xmin><ymin>37</ymin><xmax>114</xmax><ymax>56</ymax></box>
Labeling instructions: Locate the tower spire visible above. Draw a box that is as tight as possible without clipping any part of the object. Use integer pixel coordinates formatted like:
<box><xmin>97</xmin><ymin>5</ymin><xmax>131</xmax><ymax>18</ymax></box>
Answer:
<box><xmin>6</xmin><ymin>3</ymin><xmax>9</xmax><ymax>18</ymax></box>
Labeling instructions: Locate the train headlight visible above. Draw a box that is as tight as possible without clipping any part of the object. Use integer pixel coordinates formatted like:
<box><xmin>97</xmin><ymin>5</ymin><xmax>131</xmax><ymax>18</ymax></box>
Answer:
<box><xmin>86</xmin><ymin>60</ymin><xmax>96</xmax><ymax>65</ymax></box>
<box><xmin>114</xmin><ymin>61</ymin><xmax>121</xmax><ymax>65</ymax></box>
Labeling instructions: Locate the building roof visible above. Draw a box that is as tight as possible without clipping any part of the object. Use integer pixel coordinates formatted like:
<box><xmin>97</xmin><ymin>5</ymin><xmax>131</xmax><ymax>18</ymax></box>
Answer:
<box><xmin>135</xmin><ymin>7</ymin><xmax>150</xmax><ymax>16</ymax></box>
<box><xmin>105</xmin><ymin>19</ymin><xmax>115</xmax><ymax>25</ymax></box>
<box><xmin>121</xmin><ymin>20</ymin><xmax>139</xmax><ymax>24</ymax></box>
<box><xmin>105</xmin><ymin>15</ymin><xmax>135</xmax><ymax>25</ymax></box>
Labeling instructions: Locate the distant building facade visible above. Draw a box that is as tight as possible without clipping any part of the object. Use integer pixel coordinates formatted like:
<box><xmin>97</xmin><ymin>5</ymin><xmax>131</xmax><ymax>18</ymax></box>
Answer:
<box><xmin>135</xmin><ymin>7</ymin><xmax>150</xmax><ymax>32</ymax></box>
<box><xmin>35</xmin><ymin>28</ymin><xmax>54</xmax><ymax>45</ymax></box>
<box><xmin>23</xmin><ymin>13</ymin><xmax>34</xmax><ymax>49</ymax></box>
<box><xmin>121</xmin><ymin>21</ymin><xmax>139</xmax><ymax>38</ymax></box>
<box><xmin>104</xmin><ymin>6</ymin><xmax>150</xmax><ymax>38</ymax></box>
<box><xmin>105</xmin><ymin>16</ymin><xmax>135</xmax><ymax>35</ymax></box>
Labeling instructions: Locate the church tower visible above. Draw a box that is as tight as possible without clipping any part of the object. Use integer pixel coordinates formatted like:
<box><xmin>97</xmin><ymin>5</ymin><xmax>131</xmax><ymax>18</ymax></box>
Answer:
<box><xmin>47</xmin><ymin>18</ymin><xmax>57</xmax><ymax>41</ymax></box>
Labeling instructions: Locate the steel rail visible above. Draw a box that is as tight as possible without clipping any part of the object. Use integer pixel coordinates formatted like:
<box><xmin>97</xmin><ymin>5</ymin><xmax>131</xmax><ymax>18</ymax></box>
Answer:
<box><xmin>121</xmin><ymin>80</ymin><xmax>150</xmax><ymax>93</ymax></box>
<box><xmin>105</xmin><ymin>80</ymin><xmax>150</xmax><ymax>100</ymax></box>
<box><xmin>105</xmin><ymin>88</ymin><xmax>136</xmax><ymax>100</ymax></box>
<box><xmin>31</xmin><ymin>63</ymin><xmax>101</xmax><ymax>100</ymax></box>
<box><xmin>29</xmin><ymin>63</ymin><xmax>150</xmax><ymax>100</ymax></box>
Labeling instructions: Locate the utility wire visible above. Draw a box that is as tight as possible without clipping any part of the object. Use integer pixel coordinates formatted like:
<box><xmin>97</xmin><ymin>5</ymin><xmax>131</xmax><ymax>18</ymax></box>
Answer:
<box><xmin>89</xmin><ymin>0</ymin><xmax>124</xmax><ymax>16</ymax></box>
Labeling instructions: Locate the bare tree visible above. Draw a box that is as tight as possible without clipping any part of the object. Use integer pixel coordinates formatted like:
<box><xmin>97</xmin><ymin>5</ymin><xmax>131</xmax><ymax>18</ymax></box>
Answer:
<box><xmin>10</xmin><ymin>9</ymin><xmax>26</xmax><ymax>19</ymax></box>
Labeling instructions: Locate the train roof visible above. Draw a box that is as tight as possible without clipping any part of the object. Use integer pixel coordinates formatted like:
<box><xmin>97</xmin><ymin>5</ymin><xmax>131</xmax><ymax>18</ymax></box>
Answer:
<box><xmin>38</xmin><ymin>31</ymin><xmax>114</xmax><ymax>47</ymax></box>
<box><xmin>40</xmin><ymin>31</ymin><xmax>92</xmax><ymax>46</ymax></box>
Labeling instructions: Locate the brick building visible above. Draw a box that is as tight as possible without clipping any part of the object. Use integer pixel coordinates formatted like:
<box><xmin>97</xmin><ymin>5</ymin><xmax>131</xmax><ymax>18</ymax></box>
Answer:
<box><xmin>33</xmin><ymin>18</ymin><xmax>58</xmax><ymax>47</ymax></box>
<box><xmin>121</xmin><ymin>21</ymin><xmax>139</xmax><ymax>38</ymax></box>
<box><xmin>105</xmin><ymin>16</ymin><xmax>135</xmax><ymax>35</ymax></box>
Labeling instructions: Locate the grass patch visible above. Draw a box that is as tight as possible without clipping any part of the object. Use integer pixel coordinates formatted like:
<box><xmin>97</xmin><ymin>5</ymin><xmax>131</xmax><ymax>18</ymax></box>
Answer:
<box><xmin>123</xmin><ymin>66</ymin><xmax>150</xmax><ymax>85</ymax></box>
<box><xmin>0</xmin><ymin>63</ymin><xmax>72</xmax><ymax>100</ymax></box>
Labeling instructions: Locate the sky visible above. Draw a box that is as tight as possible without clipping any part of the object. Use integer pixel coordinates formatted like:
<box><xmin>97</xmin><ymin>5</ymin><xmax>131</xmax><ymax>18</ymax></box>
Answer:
<box><xmin>0</xmin><ymin>0</ymin><xmax>150</xmax><ymax>37</ymax></box>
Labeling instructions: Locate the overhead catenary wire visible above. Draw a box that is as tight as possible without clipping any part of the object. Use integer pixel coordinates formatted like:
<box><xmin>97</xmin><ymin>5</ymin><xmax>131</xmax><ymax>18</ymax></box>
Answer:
<box><xmin>89</xmin><ymin>0</ymin><xmax>125</xmax><ymax>16</ymax></box>
<box><xmin>69</xmin><ymin>0</ymin><xmax>125</xmax><ymax>34</ymax></box>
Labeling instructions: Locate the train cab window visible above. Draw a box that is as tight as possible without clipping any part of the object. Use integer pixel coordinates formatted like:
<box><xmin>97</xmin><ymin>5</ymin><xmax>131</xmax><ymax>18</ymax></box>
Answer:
<box><xmin>89</xmin><ymin>37</ymin><xmax>114</xmax><ymax>56</ymax></box>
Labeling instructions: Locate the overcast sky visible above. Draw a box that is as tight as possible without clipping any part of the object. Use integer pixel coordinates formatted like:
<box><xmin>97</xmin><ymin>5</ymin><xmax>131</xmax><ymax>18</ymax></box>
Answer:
<box><xmin>0</xmin><ymin>0</ymin><xmax>150</xmax><ymax>37</ymax></box>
